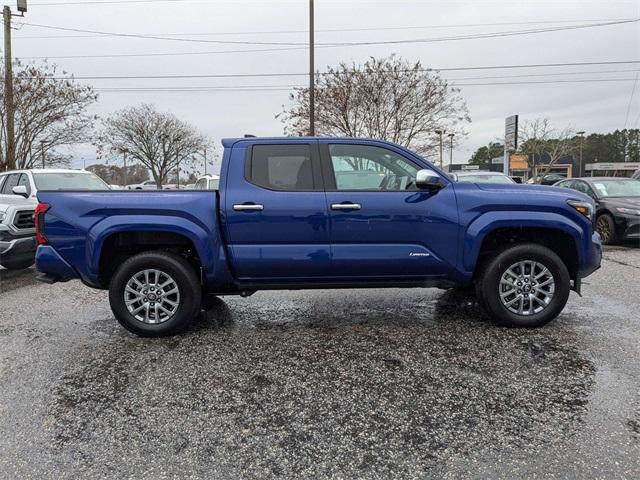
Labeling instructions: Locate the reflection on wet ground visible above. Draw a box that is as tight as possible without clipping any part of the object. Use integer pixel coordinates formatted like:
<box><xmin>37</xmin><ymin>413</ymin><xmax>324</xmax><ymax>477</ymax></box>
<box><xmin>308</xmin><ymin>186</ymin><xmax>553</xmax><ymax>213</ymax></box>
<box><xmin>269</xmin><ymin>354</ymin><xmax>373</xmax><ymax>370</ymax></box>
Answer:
<box><xmin>47</xmin><ymin>289</ymin><xmax>596</xmax><ymax>478</ymax></box>
<box><xmin>1</xmin><ymin>245</ymin><xmax>639</xmax><ymax>479</ymax></box>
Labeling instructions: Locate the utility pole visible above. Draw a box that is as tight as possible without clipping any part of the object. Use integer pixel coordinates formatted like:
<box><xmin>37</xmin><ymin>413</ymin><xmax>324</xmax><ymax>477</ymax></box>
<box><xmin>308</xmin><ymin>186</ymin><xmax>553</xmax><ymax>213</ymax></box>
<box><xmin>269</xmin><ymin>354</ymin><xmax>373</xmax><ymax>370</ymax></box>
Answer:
<box><xmin>3</xmin><ymin>5</ymin><xmax>15</xmax><ymax>170</ymax></box>
<box><xmin>448</xmin><ymin>133</ymin><xmax>455</xmax><ymax>167</ymax></box>
<box><xmin>308</xmin><ymin>0</ymin><xmax>315</xmax><ymax>136</ymax></box>
<box><xmin>203</xmin><ymin>147</ymin><xmax>207</xmax><ymax>176</ymax></box>
<box><xmin>40</xmin><ymin>141</ymin><xmax>44</xmax><ymax>168</ymax></box>
<box><xmin>576</xmin><ymin>131</ymin><xmax>585</xmax><ymax>177</ymax></box>
<box><xmin>434</xmin><ymin>130</ymin><xmax>444</xmax><ymax>169</ymax></box>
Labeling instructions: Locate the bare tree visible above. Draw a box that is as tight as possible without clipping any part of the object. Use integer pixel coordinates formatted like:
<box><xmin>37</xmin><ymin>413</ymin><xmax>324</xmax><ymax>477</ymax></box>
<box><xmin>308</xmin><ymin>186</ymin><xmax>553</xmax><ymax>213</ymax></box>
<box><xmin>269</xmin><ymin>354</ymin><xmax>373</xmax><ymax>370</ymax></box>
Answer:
<box><xmin>0</xmin><ymin>61</ymin><xmax>98</xmax><ymax>170</ymax></box>
<box><xmin>278</xmin><ymin>55</ymin><xmax>470</xmax><ymax>158</ymax></box>
<box><xmin>99</xmin><ymin>104</ymin><xmax>207</xmax><ymax>188</ymax></box>
<box><xmin>519</xmin><ymin>118</ymin><xmax>577</xmax><ymax>178</ymax></box>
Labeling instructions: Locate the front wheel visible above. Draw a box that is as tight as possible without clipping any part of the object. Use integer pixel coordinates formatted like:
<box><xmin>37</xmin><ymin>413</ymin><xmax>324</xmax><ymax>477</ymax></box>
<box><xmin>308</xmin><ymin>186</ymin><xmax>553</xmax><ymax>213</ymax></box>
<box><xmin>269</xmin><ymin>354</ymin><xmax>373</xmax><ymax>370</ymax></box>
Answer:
<box><xmin>595</xmin><ymin>213</ymin><xmax>618</xmax><ymax>245</ymax></box>
<box><xmin>109</xmin><ymin>251</ymin><xmax>201</xmax><ymax>337</ymax></box>
<box><xmin>476</xmin><ymin>243</ymin><xmax>570</xmax><ymax>328</ymax></box>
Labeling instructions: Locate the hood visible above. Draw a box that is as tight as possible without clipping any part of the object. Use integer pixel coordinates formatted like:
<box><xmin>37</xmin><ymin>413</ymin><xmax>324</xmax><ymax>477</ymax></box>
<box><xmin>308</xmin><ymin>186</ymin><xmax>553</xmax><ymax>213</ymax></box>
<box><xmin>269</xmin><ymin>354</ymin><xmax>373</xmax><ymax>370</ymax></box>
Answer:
<box><xmin>602</xmin><ymin>197</ymin><xmax>640</xmax><ymax>208</ymax></box>
<box><xmin>475</xmin><ymin>182</ymin><xmax>587</xmax><ymax>198</ymax></box>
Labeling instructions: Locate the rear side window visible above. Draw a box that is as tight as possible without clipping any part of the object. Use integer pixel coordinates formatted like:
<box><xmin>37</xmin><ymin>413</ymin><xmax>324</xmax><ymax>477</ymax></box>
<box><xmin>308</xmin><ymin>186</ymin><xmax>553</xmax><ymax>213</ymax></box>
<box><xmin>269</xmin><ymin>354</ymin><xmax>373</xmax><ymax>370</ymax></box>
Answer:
<box><xmin>247</xmin><ymin>145</ymin><xmax>315</xmax><ymax>191</ymax></box>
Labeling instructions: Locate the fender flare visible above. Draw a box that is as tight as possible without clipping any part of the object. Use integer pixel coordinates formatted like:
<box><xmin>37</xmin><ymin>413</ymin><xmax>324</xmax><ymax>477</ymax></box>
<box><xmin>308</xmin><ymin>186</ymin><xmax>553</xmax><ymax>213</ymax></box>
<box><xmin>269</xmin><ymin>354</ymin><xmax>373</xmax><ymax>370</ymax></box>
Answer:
<box><xmin>463</xmin><ymin>211</ymin><xmax>586</xmax><ymax>272</ymax></box>
<box><xmin>87</xmin><ymin>216</ymin><xmax>217</xmax><ymax>280</ymax></box>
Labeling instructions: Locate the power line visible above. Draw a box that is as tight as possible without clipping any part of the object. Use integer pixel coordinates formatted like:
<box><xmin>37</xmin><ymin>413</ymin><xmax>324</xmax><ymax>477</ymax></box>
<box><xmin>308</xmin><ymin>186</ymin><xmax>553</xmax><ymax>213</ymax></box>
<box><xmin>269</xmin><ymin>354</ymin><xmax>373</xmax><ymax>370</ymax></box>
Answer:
<box><xmin>92</xmin><ymin>78</ymin><xmax>640</xmax><ymax>93</ymax></box>
<box><xmin>16</xmin><ymin>18</ymin><xmax>639</xmax><ymax>48</ymax></box>
<box><xmin>71</xmin><ymin>69</ymin><xmax>640</xmax><ymax>89</ymax></box>
<box><xmin>13</xmin><ymin>18</ymin><xmax>635</xmax><ymax>39</ymax></box>
<box><xmin>31</xmin><ymin>60</ymin><xmax>640</xmax><ymax>81</ymax></box>
<box><xmin>623</xmin><ymin>72</ymin><xmax>639</xmax><ymax>128</ymax></box>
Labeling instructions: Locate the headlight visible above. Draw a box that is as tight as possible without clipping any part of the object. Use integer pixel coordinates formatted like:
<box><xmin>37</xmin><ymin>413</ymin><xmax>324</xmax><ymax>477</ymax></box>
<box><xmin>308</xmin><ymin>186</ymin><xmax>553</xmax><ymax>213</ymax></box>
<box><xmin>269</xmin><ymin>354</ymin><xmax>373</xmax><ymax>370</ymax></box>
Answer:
<box><xmin>567</xmin><ymin>199</ymin><xmax>594</xmax><ymax>221</ymax></box>
<box><xmin>616</xmin><ymin>207</ymin><xmax>640</xmax><ymax>216</ymax></box>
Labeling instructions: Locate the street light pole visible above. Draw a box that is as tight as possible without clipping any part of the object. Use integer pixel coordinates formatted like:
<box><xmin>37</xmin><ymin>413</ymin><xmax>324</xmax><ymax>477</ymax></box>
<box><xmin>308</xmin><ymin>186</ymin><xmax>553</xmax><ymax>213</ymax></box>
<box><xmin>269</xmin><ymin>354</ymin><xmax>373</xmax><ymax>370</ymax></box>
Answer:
<box><xmin>123</xmin><ymin>151</ymin><xmax>127</xmax><ymax>187</ymax></box>
<box><xmin>448</xmin><ymin>133</ymin><xmax>455</xmax><ymax>167</ymax></box>
<box><xmin>308</xmin><ymin>0</ymin><xmax>315</xmax><ymax>136</ymax></box>
<box><xmin>576</xmin><ymin>131</ymin><xmax>585</xmax><ymax>177</ymax></box>
<box><xmin>434</xmin><ymin>130</ymin><xmax>444</xmax><ymax>169</ymax></box>
<box><xmin>203</xmin><ymin>147</ymin><xmax>207</xmax><ymax>176</ymax></box>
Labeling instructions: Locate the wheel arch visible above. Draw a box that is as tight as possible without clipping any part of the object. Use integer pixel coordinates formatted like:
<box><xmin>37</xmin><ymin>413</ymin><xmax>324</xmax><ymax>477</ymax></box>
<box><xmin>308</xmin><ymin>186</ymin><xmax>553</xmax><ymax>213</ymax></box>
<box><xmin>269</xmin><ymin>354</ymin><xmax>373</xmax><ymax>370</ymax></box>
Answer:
<box><xmin>90</xmin><ymin>217</ymin><xmax>215</xmax><ymax>288</ymax></box>
<box><xmin>465</xmin><ymin>212</ymin><xmax>585</xmax><ymax>282</ymax></box>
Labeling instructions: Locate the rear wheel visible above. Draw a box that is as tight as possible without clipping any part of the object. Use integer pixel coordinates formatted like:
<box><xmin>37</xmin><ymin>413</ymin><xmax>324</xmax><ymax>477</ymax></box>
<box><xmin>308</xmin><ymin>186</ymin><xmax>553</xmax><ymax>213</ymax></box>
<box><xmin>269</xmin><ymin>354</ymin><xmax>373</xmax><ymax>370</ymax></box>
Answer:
<box><xmin>476</xmin><ymin>243</ymin><xmax>570</xmax><ymax>328</ymax></box>
<box><xmin>109</xmin><ymin>251</ymin><xmax>201</xmax><ymax>337</ymax></box>
<box><xmin>595</xmin><ymin>213</ymin><xmax>617</xmax><ymax>245</ymax></box>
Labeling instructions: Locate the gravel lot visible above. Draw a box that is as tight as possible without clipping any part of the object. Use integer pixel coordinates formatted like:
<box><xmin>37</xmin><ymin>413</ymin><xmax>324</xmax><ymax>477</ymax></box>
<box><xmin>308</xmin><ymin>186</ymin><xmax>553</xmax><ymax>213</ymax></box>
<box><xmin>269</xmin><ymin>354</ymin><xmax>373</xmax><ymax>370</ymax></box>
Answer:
<box><xmin>1</xmin><ymin>246</ymin><xmax>639</xmax><ymax>479</ymax></box>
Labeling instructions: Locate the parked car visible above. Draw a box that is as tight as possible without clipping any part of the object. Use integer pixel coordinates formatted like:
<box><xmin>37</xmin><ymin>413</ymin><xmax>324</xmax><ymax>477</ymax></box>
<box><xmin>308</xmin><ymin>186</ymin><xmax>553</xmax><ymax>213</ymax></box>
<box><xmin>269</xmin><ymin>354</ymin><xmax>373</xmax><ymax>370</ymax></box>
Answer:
<box><xmin>0</xmin><ymin>169</ymin><xmax>110</xmax><ymax>269</ymax></box>
<box><xmin>34</xmin><ymin>137</ymin><xmax>601</xmax><ymax>337</ymax></box>
<box><xmin>452</xmin><ymin>171</ymin><xmax>516</xmax><ymax>184</ymax></box>
<box><xmin>554</xmin><ymin>177</ymin><xmax>640</xmax><ymax>244</ymax></box>
<box><xmin>194</xmin><ymin>174</ymin><xmax>220</xmax><ymax>190</ymax></box>
<box><xmin>0</xmin><ymin>203</ymin><xmax>36</xmax><ymax>270</ymax></box>
<box><xmin>127</xmin><ymin>180</ymin><xmax>158</xmax><ymax>190</ymax></box>
<box><xmin>527</xmin><ymin>173</ymin><xmax>567</xmax><ymax>185</ymax></box>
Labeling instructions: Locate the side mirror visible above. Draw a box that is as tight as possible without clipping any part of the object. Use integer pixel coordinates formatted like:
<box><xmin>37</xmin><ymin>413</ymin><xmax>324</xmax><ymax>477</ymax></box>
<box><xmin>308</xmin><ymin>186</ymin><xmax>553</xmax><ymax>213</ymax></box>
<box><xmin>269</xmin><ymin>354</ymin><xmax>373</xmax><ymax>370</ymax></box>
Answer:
<box><xmin>416</xmin><ymin>169</ymin><xmax>444</xmax><ymax>191</ymax></box>
<box><xmin>12</xmin><ymin>185</ymin><xmax>28</xmax><ymax>198</ymax></box>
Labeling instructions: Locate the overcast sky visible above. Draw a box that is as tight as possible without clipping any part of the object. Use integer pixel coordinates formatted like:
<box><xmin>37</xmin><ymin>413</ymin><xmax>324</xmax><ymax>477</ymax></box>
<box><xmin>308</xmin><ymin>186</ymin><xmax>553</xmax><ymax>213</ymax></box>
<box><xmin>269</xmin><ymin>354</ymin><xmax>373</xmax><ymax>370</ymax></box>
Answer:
<box><xmin>11</xmin><ymin>0</ymin><xmax>640</xmax><ymax>171</ymax></box>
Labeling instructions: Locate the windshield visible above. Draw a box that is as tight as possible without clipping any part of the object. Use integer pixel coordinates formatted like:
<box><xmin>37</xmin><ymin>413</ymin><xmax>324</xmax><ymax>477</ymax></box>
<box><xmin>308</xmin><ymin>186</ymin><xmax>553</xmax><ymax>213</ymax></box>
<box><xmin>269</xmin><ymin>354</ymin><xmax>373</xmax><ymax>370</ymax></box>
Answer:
<box><xmin>33</xmin><ymin>172</ymin><xmax>110</xmax><ymax>190</ymax></box>
<box><xmin>591</xmin><ymin>179</ymin><xmax>640</xmax><ymax>198</ymax></box>
<box><xmin>457</xmin><ymin>174</ymin><xmax>515</xmax><ymax>184</ymax></box>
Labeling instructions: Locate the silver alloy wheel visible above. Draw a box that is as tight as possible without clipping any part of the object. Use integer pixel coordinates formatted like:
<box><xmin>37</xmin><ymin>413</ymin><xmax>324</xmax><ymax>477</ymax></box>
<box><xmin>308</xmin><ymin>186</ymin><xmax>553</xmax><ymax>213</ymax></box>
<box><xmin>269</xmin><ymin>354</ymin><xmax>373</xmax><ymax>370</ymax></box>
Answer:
<box><xmin>499</xmin><ymin>261</ymin><xmax>555</xmax><ymax>316</ymax></box>
<box><xmin>124</xmin><ymin>269</ymin><xmax>180</xmax><ymax>324</ymax></box>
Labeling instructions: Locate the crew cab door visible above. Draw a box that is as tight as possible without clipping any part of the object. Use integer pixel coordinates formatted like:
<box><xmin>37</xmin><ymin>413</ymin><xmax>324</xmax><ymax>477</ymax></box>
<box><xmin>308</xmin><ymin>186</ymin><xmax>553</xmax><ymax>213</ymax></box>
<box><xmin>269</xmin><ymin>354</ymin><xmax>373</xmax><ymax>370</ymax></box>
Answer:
<box><xmin>223</xmin><ymin>141</ymin><xmax>331</xmax><ymax>281</ymax></box>
<box><xmin>320</xmin><ymin>141</ymin><xmax>459</xmax><ymax>279</ymax></box>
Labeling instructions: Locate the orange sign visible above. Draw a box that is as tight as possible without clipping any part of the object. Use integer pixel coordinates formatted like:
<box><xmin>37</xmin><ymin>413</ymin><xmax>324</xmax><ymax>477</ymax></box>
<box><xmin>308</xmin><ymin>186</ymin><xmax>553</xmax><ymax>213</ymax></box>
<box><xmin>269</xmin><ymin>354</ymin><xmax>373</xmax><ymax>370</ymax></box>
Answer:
<box><xmin>510</xmin><ymin>154</ymin><xmax>528</xmax><ymax>170</ymax></box>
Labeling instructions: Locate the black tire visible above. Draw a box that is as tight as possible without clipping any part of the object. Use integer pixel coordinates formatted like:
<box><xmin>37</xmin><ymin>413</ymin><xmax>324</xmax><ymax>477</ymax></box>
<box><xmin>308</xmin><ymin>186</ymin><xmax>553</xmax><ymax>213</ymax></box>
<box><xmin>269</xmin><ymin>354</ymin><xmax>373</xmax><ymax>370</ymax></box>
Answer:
<box><xmin>0</xmin><ymin>258</ymin><xmax>34</xmax><ymax>270</ymax></box>
<box><xmin>476</xmin><ymin>243</ymin><xmax>570</xmax><ymax>328</ymax></box>
<box><xmin>109</xmin><ymin>251</ymin><xmax>201</xmax><ymax>337</ymax></box>
<box><xmin>595</xmin><ymin>213</ymin><xmax>618</xmax><ymax>245</ymax></box>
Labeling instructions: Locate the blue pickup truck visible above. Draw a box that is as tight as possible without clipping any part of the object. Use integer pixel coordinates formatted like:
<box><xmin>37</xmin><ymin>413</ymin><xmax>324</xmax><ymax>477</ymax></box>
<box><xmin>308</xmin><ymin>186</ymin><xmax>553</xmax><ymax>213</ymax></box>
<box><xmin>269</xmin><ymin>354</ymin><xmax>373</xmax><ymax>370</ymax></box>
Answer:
<box><xmin>34</xmin><ymin>137</ymin><xmax>601</xmax><ymax>336</ymax></box>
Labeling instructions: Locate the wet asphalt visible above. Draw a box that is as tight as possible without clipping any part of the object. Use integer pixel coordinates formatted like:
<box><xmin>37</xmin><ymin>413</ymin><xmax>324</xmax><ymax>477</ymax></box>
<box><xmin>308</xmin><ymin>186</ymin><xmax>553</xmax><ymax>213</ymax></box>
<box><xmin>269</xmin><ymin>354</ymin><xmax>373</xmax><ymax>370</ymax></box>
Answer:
<box><xmin>0</xmin><ymin>246</ymin><xmax>639</xmax><ymax>479</ymax></box>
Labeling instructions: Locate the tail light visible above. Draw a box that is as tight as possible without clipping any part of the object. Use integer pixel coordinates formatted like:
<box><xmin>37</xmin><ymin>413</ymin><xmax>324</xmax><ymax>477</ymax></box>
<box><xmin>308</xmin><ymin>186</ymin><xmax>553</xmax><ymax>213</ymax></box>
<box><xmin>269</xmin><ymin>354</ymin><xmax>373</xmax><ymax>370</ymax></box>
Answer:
<box><xmin>34</xmin><ymin>203</ymin><xmax>50</xmax><ymax>245</ymax></box>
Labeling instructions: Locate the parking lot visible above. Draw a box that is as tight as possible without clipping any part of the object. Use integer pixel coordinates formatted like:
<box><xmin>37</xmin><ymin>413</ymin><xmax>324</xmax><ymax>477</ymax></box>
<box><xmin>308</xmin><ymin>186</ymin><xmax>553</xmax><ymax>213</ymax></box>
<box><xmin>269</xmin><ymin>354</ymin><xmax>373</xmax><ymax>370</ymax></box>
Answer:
<box><xmin>1</xmin><ymin>245</ymin><xmax>639</xmax><ymax>479</ymax></box>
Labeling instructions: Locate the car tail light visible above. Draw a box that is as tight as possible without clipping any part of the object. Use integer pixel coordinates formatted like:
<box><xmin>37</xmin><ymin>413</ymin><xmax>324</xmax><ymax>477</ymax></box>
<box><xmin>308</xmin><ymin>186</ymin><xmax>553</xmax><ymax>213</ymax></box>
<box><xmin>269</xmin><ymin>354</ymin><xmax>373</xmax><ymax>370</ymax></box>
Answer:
<box><xmin>34</xmin><ymin>203</ymin><xmax>50</xmax><ymax>245</ymax></box>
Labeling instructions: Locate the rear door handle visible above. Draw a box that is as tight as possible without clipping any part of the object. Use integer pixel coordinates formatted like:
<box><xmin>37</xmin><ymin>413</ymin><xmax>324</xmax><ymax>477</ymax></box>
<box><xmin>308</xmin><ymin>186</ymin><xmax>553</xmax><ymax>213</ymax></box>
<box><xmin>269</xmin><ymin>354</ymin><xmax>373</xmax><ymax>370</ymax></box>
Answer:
<box><xmin>233</xmin><ymin>203</ymin><xmax>264</xmax><ymax>211</ymax></box>
<box><xmin>331</xmin><ymin>203</ymin><xmax>361</xmax><ymax>211</ymax></box>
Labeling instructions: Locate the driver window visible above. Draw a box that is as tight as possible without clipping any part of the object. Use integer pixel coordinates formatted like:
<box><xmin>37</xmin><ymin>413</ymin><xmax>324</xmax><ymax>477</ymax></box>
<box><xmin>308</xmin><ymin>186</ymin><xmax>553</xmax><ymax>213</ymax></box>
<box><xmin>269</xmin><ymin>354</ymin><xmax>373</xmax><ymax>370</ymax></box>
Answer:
<box><xmin>574</xmin><ymin>181</ymin><xmax>594</xmax><ymax>198</ymax></box>
<box><xmin>17</xmin><ymin>174</ymin><xmax>31</xmax><ymax>196</ymax></box>
<box><xmin>2</xmin><ymin>173</ymin><xmax>20</xmax><ymax>194</ymax></box>
<box><xmin>328</xmin><ymin>144</ymin><xmax>420</xmax><ymax>191</ymax></box>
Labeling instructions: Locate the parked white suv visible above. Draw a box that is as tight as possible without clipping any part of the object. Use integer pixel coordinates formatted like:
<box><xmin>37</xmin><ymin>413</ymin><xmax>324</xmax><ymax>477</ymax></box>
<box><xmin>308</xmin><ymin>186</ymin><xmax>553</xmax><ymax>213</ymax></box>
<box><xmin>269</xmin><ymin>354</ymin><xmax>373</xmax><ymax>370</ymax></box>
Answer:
<box><xmin>193</xmin><ymin>174</ymin><xmax>220</xmax><ymax>190</ymax></box>
<box><xmin>0</xmin><ymin>169</ymin><xmax>110</xmax><ymax>270</ymax></box>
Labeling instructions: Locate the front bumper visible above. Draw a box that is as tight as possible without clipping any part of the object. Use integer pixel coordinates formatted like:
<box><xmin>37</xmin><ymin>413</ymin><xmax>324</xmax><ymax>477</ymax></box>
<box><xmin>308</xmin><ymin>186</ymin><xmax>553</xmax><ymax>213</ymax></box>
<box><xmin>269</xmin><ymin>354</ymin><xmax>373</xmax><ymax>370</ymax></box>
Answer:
<box><xmin>581</xmin><ymin>231</ymin><xmax>602</xmax><ymax>279</ymax></box>
<box><xmin>616</xmin><ymin>215</ymin><xmax>640</xmax><ymax>241</ymax></box>
<box><xmin>0</xmin><ymin>223</ymin><xmax>37</xmax><ymax>262</ymax></box>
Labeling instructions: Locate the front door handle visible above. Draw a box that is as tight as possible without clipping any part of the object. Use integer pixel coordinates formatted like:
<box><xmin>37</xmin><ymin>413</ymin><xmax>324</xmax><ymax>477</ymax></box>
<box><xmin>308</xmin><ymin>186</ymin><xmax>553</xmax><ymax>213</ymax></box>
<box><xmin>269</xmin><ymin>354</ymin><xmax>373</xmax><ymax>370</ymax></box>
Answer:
<box><xmin>331</xmin><ymin>203</ymin><xmax>361</xmax><ymax>211</ymax></box>
<box><xmin>233</xmin><ymin>203</ymin><xmax>264</xmax><ymax>211</ymax></box>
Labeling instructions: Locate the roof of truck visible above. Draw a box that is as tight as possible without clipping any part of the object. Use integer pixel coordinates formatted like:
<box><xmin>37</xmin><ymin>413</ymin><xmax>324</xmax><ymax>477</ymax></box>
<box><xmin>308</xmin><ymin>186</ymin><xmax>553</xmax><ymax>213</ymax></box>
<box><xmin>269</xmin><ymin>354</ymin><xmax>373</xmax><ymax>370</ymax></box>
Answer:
<box><xmin>221</xmin><ymin>136</ymin><xmax>395</xmax><ymax>148</ymax></box>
